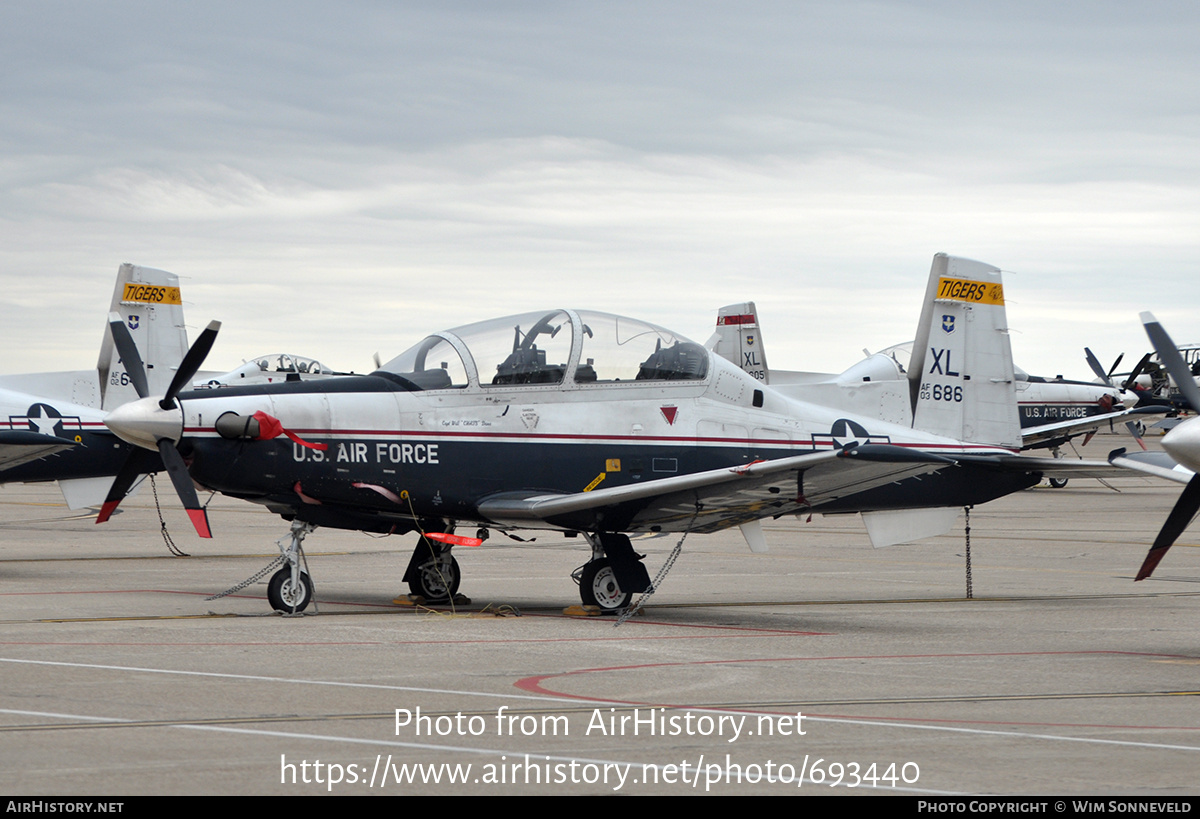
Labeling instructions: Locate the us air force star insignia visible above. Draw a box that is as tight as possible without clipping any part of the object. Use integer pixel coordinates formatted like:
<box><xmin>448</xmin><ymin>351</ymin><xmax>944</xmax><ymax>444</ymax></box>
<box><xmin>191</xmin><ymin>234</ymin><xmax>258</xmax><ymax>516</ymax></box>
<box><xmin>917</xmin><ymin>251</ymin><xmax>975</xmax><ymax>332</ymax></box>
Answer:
<box><xmin>830</xmin><ymin>418</ymin><xmax>869</xmax><ymax>450</ymax></box>
<box><xmin>23</xmin><ymin>404</ymin><xmax>68</xmax><ymax>438</ymax></box>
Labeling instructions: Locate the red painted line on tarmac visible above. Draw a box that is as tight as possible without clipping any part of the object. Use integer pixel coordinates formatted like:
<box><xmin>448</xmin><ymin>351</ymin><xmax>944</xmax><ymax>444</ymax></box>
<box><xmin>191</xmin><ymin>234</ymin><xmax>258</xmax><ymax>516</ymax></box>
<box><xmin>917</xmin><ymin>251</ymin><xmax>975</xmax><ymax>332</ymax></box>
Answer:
<box><xmin>516</xmin><ymin>650</ymin><xmax>1195</xmax><ymax>695</ymax></box>
<box><xmin>792</xmin><ymin>711</ymin><xmax>1200</xmax><ymax>733</ymax></box>
<box><xmin>515</xmin><ymin>649</ymin><xmax>1200</xmax><ymax>731</ymax></box>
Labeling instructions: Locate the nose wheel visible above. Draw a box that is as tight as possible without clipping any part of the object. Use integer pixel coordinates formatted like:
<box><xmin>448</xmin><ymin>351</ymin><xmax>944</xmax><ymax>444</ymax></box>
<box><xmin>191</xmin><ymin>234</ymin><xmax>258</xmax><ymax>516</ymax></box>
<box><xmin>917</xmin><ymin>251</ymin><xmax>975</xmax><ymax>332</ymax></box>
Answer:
<box><xmin>268</xmin><ymin>568</ymin><xmax>314</xmax><ymax>612</ymax></box>
<box><xmin>577</xmin><ymin>558</ymin><xmax>631</xmax><ymax>612</ymax></box>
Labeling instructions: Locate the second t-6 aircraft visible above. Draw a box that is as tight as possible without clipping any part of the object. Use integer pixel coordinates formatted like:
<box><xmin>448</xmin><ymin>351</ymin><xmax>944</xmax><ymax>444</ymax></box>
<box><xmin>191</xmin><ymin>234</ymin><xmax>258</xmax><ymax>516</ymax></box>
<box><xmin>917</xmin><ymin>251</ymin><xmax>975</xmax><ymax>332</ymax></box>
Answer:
<box><xmin>97</xmin><ymin>254</ymin><xmax>1113</xmax><ymax>613</ymax></box>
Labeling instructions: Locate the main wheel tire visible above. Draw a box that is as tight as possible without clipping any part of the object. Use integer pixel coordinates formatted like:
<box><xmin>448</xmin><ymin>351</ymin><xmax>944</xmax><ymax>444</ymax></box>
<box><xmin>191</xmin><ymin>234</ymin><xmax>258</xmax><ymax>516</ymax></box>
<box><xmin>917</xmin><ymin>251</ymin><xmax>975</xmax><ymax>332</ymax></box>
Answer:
<box><xmin>579</xmin><ymin>558</ymin><xmax>631</xmax><ymax>612</ymax></box>
<box><xmin>408</xmin><ymin>554</ymin><xmax>461</xmax><ymax>602</ymax></box>
<box><xmin>1049</xmin><ymin>477</ymin><xmax>1069</xmax><ymax>488</ymax></box>
<box><xmin>268</xmin><ymin>568</ymin><xmax>314</xmax><ymax>612</ymax></box>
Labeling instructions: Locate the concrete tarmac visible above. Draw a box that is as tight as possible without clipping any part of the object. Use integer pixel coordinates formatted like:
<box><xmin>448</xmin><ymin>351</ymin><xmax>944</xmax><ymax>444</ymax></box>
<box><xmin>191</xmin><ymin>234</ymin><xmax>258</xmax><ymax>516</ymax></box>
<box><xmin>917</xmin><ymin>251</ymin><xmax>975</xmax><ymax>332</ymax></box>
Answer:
<box><xmin>0</xmin><ymin>436</ymin><xmax>1197</xmax><ymax>796</ymax></box>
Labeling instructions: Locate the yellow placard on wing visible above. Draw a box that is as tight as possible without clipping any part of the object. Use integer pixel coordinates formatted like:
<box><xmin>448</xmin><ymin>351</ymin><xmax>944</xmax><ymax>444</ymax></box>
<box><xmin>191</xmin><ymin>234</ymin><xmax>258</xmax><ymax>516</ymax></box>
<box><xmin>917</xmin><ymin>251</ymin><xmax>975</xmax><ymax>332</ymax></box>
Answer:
<box><xmin>936</xmin><ymin>277</ymin><xmax>1004</xmax><ymax>306</ymax></box>
<box><xmin>122</xmin><ymin>283</ymin><xmax>182</xmax><ymax>305</ymax></box>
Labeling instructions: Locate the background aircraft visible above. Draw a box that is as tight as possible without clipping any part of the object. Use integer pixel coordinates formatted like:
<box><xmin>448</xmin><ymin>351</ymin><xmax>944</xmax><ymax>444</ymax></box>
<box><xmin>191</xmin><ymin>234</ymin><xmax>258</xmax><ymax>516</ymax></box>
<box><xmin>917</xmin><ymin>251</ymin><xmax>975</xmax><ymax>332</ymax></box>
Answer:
<box><xmin>0</xmin><ymin>264</ymin><xmax>187</xmax><ymax>508</ymax></box>
<box><xmin>193</xmin><ymin>353</ymin><xmax>346</xmax><ymax>388</ymax></box>
<box><xmin>707</xmin><ymin>301</ymin><xmax>1165</xmax><ymax>487</ymax></box>
<box><xmin>96</xmin><ymin>254</ymin><xmax>1125</xmax><ymax>615</ymax></box>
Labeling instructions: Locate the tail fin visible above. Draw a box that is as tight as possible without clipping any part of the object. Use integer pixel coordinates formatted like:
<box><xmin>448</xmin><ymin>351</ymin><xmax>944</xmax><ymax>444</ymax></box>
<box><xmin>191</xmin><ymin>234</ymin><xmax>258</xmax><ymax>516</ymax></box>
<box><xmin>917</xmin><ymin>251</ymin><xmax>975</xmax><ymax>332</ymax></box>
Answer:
<box><xmin>705</xmin><ymin>302</ymin><xmax>770</xmax><ymax>384</ymax></box>
<box><xmin>97</xmin><ymin>264</ymin><xmax>189</xmax><ymax>410</ymax></box>
<box><xmin>908</xmin><ymin>254</ymin><xmax>1020</xmax><ymax>449</ymax></box>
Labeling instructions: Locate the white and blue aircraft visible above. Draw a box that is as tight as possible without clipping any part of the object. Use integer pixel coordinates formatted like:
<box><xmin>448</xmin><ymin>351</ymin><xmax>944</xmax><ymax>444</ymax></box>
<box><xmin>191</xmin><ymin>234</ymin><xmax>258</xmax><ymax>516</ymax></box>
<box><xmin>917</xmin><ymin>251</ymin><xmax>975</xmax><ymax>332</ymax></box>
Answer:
<box><xmin>97</xmin><ymin>254</ymin><xmax>1120</xmax><ymax>613</ymax></box>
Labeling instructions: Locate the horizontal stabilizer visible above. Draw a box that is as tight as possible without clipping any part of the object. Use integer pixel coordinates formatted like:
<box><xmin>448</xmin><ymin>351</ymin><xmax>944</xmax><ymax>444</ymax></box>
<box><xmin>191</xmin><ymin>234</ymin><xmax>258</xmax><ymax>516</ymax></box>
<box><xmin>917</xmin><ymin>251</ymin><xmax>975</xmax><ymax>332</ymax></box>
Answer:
<box><xmin>1109</xmin><ymin>448</ymin><xmax>1194</xmax><ymax>485</ymax></box>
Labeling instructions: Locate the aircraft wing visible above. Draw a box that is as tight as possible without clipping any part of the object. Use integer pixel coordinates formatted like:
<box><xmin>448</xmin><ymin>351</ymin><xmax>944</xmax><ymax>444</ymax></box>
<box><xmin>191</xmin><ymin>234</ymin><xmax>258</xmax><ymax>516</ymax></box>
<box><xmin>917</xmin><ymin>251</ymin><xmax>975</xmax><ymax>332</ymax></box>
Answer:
<box><xmin>477</xmin><ymin>444</ymin><xmax>956</xmax><ymax>533</ymax></box>
<box><xmin>0</xmin><ymin>431</ymin><xmax>77</xmax><ymax>471</ymax></box>
<box><xmin>1021</xmin><ymin>405</ymin><xmax>1167</xmax><ymax>447</ymax></box>
<box><xmin>950</xmin><ymin>451</ymin><xmax>1139</xmax><ymax>480</ymax></box>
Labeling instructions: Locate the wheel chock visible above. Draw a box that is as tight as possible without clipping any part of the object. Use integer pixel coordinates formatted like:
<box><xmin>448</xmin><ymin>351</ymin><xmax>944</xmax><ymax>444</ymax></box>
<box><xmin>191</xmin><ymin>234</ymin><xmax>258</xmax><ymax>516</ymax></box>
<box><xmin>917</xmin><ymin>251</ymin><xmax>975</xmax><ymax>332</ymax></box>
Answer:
<box><xmin>393</xmin><ymin>593</ymin><xmax>473</xmax><ymax>607</ymax></box>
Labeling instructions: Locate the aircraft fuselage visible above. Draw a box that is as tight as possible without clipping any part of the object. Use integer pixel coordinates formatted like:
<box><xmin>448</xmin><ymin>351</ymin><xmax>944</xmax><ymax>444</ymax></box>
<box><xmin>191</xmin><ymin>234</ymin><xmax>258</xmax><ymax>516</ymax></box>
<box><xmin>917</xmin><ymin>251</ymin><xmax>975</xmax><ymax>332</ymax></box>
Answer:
<box><xmin>173</xmin><ymin>356</ymin><xmax>1029</xmax><ymax>536</ymax></box>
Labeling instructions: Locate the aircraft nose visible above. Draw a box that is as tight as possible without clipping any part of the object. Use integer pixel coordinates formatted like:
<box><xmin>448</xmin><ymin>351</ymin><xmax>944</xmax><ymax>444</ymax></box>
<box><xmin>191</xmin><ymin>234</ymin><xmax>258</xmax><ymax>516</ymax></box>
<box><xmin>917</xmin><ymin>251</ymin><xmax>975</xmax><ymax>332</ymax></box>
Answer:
<box><xmin>104</xmin><ymin>396</ymin><xmax>183</xmax><ymax>450</ymax></box>
<box><xmin>1162</xmin><ymin>419</ymin><xmax>1200</xmax><ymax>475</ymax></box>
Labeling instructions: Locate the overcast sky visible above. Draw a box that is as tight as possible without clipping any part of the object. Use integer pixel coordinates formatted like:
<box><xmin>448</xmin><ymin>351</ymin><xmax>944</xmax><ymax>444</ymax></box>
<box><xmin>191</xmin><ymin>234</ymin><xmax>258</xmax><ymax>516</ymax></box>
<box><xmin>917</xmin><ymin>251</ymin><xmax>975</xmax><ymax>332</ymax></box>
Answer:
<box><xmin>2</xmin><ymin>1</ymin><xmax>1197</xmax><ymax>381</ymax></box>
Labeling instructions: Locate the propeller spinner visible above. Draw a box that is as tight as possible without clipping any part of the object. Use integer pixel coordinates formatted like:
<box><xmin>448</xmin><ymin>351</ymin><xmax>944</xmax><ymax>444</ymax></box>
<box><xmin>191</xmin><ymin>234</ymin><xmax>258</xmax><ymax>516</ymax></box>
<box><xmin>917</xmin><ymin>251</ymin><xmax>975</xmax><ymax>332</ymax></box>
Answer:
<box><xmin>97</xmin><ymin>314</ymin><xmax>221</xmax><ymax>538</ymax></box>
<box><xmin>1134</xmin><ymin>312</ymin><xmax>1200</xmax><ymax>580</ymax></box>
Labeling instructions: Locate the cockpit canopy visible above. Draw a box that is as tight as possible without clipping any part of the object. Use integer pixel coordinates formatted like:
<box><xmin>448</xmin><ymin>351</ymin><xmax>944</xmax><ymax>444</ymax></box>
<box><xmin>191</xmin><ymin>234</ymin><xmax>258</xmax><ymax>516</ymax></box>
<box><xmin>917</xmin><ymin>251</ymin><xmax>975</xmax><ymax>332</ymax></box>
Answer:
<box><xmin>249</xmin><ymin>353</ymin><xmax>331</xmax><ymax>375</ymax></box>
<box><xmin>378</xmin><ymin>309</ymin><xmax>709</xmax><ymax>390</ymax></box>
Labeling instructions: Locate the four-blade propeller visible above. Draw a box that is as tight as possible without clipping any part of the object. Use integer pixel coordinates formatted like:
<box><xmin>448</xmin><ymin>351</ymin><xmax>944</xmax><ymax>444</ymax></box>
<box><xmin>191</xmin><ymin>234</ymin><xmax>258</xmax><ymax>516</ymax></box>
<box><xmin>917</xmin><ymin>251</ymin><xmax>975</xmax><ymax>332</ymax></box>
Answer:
<box><xmin>1084</xmin><ymin>347</ymin><xmax>1154</xmax><ymax>401</ymax></box>
<box><xmin>1134</xmin><ymin>313</ymin><xmax>1200</xmax><ymax>580</ymax></box>
<box><xmin>97</xmin><ymin>313</ymin><xmax>220</xmax><ymax>538</ymax></box>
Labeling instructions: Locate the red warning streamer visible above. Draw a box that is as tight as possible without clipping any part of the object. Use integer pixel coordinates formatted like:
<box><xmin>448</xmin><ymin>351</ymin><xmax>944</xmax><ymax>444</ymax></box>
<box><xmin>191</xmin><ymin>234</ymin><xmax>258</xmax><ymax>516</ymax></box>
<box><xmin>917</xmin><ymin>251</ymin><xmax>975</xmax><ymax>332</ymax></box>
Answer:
<box><xmin>253</xmin><ymin>411</ymin><xmax>327</xmax><ymax>451</ymax></box>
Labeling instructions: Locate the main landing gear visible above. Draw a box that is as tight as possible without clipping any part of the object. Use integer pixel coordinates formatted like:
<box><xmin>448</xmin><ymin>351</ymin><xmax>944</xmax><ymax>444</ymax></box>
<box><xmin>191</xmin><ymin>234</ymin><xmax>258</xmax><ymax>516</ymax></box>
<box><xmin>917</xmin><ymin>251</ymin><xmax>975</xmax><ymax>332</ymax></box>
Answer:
<box><xmin>577</xmin><ymin>558</ymin><xmax>631</xmax><ymax>611</ymax></box>
<box><xmin>572</xmin><ymin>533</ymin><xmax>652</xmax><ymax>613</ymax></box>
<box><xmin>269</xmin><ymin>520</ymin><xmax>316</xmax><ymax>613</ymax></box>
<box><xmin>402</xmin><ymin>529</ymin><xmax>462</xmax><ymax>604</ymax></box>
<box><xmin>1048</xmin><ymin>446</ymin><xmax>1069</xmax><ymax>488</ymax></box>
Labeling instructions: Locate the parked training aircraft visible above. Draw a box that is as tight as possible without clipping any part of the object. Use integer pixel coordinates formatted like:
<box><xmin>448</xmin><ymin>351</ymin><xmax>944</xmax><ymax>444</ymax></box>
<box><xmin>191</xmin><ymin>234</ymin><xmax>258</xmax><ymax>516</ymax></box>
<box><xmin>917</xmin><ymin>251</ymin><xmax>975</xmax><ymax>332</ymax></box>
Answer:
<box><xmin>0</xmin><ymin>265</ymin><xmax>188</xmax><ymax>507</ymax></box>
<box><xmin>708</xmin><ymin>301</ymin><xmax>1164</xmax><ymax>486</ymax></box>
<box><xmin>98</xmin><ymin>254</ymin><xmax>1121</xmax><ymax>613</ymax></box>
<box><xmin>194</xmin><ymin>353</ymin><xmax>343</xmax><ymax>388</ymax></box>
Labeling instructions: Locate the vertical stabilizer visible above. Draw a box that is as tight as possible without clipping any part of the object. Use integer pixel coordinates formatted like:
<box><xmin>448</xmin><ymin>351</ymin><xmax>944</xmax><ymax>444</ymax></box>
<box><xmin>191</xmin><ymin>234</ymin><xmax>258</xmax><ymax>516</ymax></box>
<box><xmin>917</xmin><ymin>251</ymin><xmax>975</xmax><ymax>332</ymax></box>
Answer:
<box><xmin>705</xmin><ymin>302</ymin><xmax>770</xmax><ymax>384</ymax></box>
<box><xmin>908</xmin><ymin>254</ymin><xmax>1019</xmax><ymax>449</ymax></box>
<box><xmin>98</xmin><ymin>264</ymin><xmax>189</xmax><ymax>410</ymax></box>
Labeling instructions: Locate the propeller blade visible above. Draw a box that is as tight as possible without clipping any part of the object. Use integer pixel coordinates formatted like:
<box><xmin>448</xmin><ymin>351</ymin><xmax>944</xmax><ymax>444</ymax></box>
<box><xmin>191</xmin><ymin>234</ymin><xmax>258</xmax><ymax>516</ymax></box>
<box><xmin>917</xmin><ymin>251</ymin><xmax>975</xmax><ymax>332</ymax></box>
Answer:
<box><xmin>1084</xmin><ymin>347</ymin><xmax>1112</xmax><ymax>385</ymax></box>
<box><xmin>95</xmin><ymin>447</ymin><xmax>162</xmax><ymax>524</ymax></box>
<box><xmin>1124</xmin><ymin>420</ymin><xmax>1148</xmax><ymax>451</ymax></box>
<box><xmin>1107</xmin><ymin>353</ymin><xmax>1124</xmax><ymax>380</ymax></box>
<box><xmin>1141</xmin><ymin>313</ymin><xmax>1200</xmax><ymax>413</ymax></box>
<box><xmin>157</xmin><ymin>438</ymin><xmax>212</xmax><ymax>538</ymax></box>
<box><xmin>161</xmin><ymin>320</ymin><xmax>221</xmax><ymax>410</ymax></box>
<box><xmin>1121</xmin><ymin>353</ymin><xmax>1153</xmax><ymax>393</ymax></box>
<box><xmin>1136</xmin><ymin>473</ymin><xmax>1200</xmax><ymax>580</ymax></box>
<box><xmin>107</xmin><ymin>312</ymin><xmax>149</xmax><ymax>399</ymax></box>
